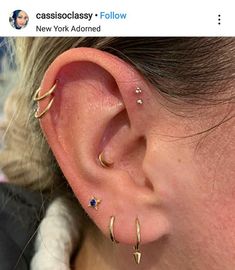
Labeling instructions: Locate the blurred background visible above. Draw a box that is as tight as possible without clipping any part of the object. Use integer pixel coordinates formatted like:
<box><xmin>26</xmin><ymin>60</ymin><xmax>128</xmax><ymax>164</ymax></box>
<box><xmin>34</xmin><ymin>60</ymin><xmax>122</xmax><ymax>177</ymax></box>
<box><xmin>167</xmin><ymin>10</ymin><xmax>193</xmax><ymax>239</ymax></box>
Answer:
<box><xmin>0</xmin><ymin>37</ymin><xmax>15</xmax><ymax>112</ymax></box>
<box><xmin>0</xmin><ymin>37</ymin><xmax>16</xmax><ymax>182</ymax></box>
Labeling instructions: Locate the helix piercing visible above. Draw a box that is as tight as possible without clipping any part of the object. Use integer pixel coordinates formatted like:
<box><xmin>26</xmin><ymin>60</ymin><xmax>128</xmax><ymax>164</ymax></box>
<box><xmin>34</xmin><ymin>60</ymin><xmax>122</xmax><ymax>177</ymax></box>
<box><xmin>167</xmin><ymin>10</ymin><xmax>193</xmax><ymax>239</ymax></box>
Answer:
<box><xmin>135</xmin><ymin>87</ymin><xmax>142</xmax><ymax>94</ymax></box>
<box><xmin>136</xmin><ymin>99</ymin><xmax>144</xmax><ymax>105</ymax></box>
<box><xmin>109</xmin><ymin>216</ymin><xmax>119</xmax><ymax>243</ymax></box>
<box><xmin>98</xmin><ymin>152</ymin><xmax>114</xmax><ymax>168</ymax></box>
<box><xmin>133</xmin><ymin>218</ymin><xmax>142</xmax><ymax>265</ymax></box>
<box><xmin>88</xmin><ymin>196</ymin><xmax>101</xmax><ymax>210</ymax></box>
<box><xmin>135</xmin><ymin>86</ymin><xmax>144</xmax><ymax>105</ymax></box>
<box><xmin>33</xmin><ymin>81</ymin><xmax>57</xmax><ymax>119</ymax></box>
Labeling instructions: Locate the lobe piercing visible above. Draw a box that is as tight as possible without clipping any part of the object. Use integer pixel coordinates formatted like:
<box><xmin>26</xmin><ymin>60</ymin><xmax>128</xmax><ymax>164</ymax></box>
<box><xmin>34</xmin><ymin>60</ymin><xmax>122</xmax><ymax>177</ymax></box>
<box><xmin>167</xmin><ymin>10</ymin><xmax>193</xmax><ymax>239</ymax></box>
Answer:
<box><xmin>133</xmin><ymin>218</ymin><xmax>142</xmax><ymax>264</ymax></box>
<box><xmin>88</xmin><ymin>196</ymin><xmax>101</xmax><ymax>210</ymax></box>
<box><xmin>109</xmin><ymin>216</ymin><xmax>119</xmax><ymax>243</ymax></box>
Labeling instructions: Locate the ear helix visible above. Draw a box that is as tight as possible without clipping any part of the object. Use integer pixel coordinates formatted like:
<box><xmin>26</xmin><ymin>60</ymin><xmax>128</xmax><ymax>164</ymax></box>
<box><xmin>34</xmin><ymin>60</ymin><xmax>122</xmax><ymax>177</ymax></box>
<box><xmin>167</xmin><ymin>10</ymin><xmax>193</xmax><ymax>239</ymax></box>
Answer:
<box><xmin>33</xmin><ymin>83</ymin><xmax>144</xmax><ymax>119</ymax></box>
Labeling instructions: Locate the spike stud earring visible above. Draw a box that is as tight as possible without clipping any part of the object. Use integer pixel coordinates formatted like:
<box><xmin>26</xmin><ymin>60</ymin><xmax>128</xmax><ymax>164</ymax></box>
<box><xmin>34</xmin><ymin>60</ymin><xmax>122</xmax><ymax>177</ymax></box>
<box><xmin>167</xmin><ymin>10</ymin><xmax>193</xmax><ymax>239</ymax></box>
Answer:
<box><xmin>88</xmin><ymin>196</ymin><xmax>101</xmax><ymax>210</ymax></box>
<box><xmin>133</xmin><ymin>218</ymin><xmax>142</xmax><ymax>264</ymax></box>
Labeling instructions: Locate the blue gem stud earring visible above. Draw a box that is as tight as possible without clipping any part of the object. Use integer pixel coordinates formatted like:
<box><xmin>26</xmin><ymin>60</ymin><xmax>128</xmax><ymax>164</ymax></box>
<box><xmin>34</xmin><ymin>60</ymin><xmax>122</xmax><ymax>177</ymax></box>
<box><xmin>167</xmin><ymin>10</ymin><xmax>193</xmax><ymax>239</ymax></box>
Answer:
<box><xmin>88</xmin><ymin>196</ymin><xmax>101</xmax><ymax>210</ymax></box>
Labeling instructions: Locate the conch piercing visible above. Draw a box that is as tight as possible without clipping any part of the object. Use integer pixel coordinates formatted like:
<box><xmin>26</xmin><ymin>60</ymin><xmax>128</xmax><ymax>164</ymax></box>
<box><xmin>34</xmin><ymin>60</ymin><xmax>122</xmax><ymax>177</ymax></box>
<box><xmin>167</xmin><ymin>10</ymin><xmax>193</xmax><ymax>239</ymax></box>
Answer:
<box><xmin>133</xmin><ymin>218</ymin><xmax>142</xmax><ymax>265</ymax></box>
<box><xmin>109</xmin><ymin>216</ymin><xmax>119</xmax><ymax>243</ymax></box>
<box><xmin>88</xmin><ymin>196</ymin><xmax>101</xmax><ymax>210</ymax></box>
<box><xmin>135</xmin><ymin>86</ymin><xmax>144</xmax><ymax>105</ymax></box>
<box><xmin>98</xmin><ymin>152</ymin><xmax>114</xmax><ymax>168</ymax></box>
<box><xmin>33</xmin><ymin>81</ymin><xmax>57</xmax><ymax>119</ymax></box>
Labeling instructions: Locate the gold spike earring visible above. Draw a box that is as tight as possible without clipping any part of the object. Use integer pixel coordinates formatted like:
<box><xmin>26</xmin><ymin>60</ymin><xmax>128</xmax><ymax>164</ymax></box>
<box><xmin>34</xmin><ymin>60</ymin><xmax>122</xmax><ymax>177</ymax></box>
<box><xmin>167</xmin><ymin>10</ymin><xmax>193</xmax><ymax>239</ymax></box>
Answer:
<box><xmin>133</xmin><ymin>218</ymin><xmax>142</xmax><ymax>264</ymax></box>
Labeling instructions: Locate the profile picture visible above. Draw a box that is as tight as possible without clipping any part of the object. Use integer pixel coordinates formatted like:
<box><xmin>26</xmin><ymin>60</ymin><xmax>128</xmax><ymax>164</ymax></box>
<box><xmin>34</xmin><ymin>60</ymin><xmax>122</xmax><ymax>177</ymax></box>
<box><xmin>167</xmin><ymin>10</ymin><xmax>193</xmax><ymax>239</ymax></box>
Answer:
<box><xmin>9</xmin><ymin>10</ymin><xmax>29</xmax><ymax>30</ymax></box>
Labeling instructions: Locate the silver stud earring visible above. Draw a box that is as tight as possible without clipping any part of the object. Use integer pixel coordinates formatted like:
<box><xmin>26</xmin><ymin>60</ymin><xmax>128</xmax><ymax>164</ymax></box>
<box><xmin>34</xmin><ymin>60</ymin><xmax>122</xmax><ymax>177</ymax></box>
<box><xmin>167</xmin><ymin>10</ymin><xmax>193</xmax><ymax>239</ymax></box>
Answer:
<box><xmin>135</xmin><ymin>87</ymin><xmax>142</xmax><ymax>94</ymax></box>
<box><xmin>135</xmin><ymin>87</ymin><xmax>143</xmax><ymax>105</ymax></box>
<box><xmin>136</xmin><ymin>99</ymin><xmax>144</xmax><ymax>105</ymax></box>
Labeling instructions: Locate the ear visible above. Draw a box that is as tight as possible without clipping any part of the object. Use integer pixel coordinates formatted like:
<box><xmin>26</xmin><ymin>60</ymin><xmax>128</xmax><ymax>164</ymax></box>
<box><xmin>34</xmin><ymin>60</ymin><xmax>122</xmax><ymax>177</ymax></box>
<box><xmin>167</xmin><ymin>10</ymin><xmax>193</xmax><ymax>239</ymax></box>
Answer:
<box><xmin>36</xmin><ymin>48</ymin><xmax>170</xmax><ymax>245</ymax></box>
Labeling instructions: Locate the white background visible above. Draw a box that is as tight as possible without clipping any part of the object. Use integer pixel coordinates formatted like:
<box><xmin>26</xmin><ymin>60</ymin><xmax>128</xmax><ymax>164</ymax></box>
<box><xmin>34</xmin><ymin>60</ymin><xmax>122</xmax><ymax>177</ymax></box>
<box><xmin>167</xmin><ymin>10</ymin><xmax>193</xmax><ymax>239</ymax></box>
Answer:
<box><xmin>0</xmin><ymin>0</ymin><xmax>234</xmax><ymax>37</ymax></box>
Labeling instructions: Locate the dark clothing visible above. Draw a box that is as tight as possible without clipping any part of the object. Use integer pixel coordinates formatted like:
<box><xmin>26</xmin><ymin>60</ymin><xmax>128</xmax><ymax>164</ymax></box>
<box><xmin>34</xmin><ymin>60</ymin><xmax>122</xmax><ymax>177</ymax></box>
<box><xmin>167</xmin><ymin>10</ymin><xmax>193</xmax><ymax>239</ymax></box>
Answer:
<box><xmin>0</xmin><ymin>183</ymin><xmax>47</xmax><ymax>270</ymax></box>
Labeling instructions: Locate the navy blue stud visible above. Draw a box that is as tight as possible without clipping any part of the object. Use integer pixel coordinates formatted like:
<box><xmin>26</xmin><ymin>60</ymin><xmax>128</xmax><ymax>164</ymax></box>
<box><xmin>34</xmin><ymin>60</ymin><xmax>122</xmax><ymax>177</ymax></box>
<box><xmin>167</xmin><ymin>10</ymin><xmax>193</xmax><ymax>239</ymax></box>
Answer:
<box><xmin>88</xmin><ymin>196</ymin><xmax>101</xmax><ymax>210</ymax></box>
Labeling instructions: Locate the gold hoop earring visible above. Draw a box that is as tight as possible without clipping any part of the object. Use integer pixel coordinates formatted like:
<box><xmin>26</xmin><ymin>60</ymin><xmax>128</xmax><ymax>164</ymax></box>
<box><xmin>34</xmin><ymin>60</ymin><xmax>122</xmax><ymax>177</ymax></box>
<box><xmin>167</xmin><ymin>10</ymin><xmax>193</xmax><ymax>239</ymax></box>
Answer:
<box><xmin>33</xmin><ymin>82</ymin><xmax>57</xmax><ymax>119</ymax></box>
<box><xmin>109</xmin><ymin>216</ymin><xmax>119</xmax><ymax>244</ymax></box>
<box><xmin>133</xmin><ymin>218</ymin><xmax>142</xmax><ymax>265</ymax></box>
<box><xmin>98</xmin><ymin>152</ymin><xmax>114</xmax><ymax>168</ymax></box>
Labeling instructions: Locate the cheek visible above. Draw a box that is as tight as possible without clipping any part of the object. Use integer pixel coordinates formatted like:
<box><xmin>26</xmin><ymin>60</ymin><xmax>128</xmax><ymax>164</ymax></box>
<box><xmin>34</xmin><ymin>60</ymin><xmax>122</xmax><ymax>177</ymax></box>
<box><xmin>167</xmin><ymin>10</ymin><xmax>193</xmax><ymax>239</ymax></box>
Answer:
<box><xmin>173</xmin><ymin>120</ymin><xmax>235</xmax><ymax>259</ymax></box>
<box><xmin>148</xmin><ymin>114</ymin><xmax>235</xmax><ymax>262</ymax></box>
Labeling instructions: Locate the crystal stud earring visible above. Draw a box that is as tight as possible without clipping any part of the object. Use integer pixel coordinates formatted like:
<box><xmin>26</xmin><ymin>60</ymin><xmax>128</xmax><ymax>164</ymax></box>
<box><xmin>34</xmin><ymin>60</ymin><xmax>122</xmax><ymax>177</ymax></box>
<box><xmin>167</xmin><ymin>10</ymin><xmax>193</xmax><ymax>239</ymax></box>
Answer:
<box><xmin>88</xmin><ymin>196</ymin><xmax>101</xmax><ymax>210</ymax></box>
<box><xmin>135</xmin><ymin>87</ymin><xmax>142</xmax><ymax>94</ymax></box>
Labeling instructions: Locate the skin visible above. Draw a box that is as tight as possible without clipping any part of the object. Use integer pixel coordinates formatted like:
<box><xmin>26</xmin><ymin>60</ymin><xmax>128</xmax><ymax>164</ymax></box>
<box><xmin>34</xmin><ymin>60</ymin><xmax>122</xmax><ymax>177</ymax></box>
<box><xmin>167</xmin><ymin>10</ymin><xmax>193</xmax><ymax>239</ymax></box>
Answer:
<box><xmin>16</xmin><ymin>11</ymin><xmax>28</xmax><ymax>28</ymax></box>
<box><xmin>73</xmin><ymin>105</ymin><xmax>235</xmax><ymax>270</ymax></box>
<box><xmin>39</xmin><ymin>48</ymin><xmax>235</xmax><ymax>270</ymax></box>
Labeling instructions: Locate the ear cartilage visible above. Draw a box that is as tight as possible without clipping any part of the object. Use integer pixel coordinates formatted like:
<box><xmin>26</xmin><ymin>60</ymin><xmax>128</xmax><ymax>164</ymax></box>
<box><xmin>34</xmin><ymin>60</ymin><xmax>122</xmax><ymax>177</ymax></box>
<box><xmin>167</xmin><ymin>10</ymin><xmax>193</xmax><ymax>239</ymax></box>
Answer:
<box><xmin>88</xmin><ymin>196</ymin><xmax>101</xmax><ymax>210</ymax></box>
<box><xmin>136</xmin><ymin>99</ymin><xmax>144</xmax><ymax>105</ymax></box>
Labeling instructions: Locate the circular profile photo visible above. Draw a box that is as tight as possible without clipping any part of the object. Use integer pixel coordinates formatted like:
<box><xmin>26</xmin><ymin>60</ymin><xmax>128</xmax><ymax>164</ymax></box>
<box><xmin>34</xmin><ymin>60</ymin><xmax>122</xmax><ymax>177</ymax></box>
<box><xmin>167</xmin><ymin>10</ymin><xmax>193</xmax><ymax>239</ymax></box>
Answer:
<box><xmin>9</xmin><ymin>10</ymin><xmax>29</xmax><ymax>30</ymax></box>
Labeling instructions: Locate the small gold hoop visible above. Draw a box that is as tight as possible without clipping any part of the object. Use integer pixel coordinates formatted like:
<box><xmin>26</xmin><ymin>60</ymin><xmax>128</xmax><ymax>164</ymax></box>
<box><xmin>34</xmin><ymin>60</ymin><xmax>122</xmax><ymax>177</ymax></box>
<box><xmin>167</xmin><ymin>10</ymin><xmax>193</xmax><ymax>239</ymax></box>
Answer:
<box><xmin>33</xmin><ymin>82</ymin><xmax>57</xmax><ymax>119</ymax></box>
<box><xmin>34</xmin><ymin>97</ymin><xmax>55</xmax><ymax>119</ymax></box>
<box><xmin>98</xmin><ymin>152</ymin><xmax>114</xmax><ymax>168</ymax></box>
<box><xmin>109</xmin><ymin>216</ymin><xmax>119</xmax><ymax>244</ymax></box>
<box><xmin>135</xmin><ymin>218</ymin><xmax>141</xmax><ymax>250</ymax></box>
<box><xmin>33</xmin><ymin>83</ymin><xmax>57</xmax><ymax>101</ymax></box>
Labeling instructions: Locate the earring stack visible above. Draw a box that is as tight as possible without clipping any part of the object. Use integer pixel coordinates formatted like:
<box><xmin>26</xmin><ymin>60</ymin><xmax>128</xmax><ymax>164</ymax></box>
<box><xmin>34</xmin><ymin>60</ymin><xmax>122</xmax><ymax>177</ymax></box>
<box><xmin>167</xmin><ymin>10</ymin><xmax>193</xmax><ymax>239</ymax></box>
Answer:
<box><xmin>96</xmin><ymin>152</ymin><xmax>142</xmax><ymax>264</ymax></box>
<box><xmin>33</xmin><ymin>81</ymin><xmax>57</xmax><ymax>119</ymax></box>
<box><xmin>135</xmin><ymin>86</ymin><xmax>143</xmax><ymax>105</ymax></box>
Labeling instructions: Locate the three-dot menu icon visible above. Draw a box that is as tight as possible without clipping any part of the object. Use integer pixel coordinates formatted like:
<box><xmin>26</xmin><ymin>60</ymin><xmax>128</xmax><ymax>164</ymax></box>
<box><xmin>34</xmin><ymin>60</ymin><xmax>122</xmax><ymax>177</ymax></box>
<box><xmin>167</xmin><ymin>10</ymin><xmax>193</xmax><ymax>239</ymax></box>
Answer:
<box><xmin>218</xmin><ymin>14</ymin><xmax>221</xmax><ymax>25</ymax></box>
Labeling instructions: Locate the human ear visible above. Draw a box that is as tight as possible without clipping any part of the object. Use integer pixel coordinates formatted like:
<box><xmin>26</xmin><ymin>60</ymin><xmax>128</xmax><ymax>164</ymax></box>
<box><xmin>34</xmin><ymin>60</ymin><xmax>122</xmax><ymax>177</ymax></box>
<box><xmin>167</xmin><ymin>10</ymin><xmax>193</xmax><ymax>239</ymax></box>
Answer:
<box><xmin>36</xmin><ymin>47</ymin><xmax>170</xmax><ymax>246</ymax></box>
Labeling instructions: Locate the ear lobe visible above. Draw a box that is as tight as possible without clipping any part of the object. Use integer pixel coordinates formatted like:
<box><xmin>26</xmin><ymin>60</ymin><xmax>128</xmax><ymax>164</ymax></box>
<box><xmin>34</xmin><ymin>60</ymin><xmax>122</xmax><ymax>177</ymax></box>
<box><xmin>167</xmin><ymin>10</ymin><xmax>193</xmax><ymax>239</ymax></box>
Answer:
<box><xmin>37</xmin><ymin>48</ymin><xmax>170</xmax><ymax>246</ymax></box>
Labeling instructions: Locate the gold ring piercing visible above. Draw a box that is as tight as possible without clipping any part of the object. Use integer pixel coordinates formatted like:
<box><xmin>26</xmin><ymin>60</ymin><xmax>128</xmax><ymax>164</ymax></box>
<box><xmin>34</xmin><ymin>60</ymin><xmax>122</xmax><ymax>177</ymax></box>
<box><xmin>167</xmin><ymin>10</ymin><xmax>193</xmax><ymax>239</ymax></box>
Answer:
<box><xmin>35</xmin><ymin>98</ymin><xmax>55</xmax><ymax>119</ymax></box>
<box><xmin>133</xmin><ymin>218</ymin><xmax>142</xmax><ymax>265</ymax></box>
<box><xmin>98</xmin><ymin>152</ymin><xmax>114</xmax><ymax>168</ymax></box>
<box><xmin>33</xmin><ymin>82</ymin><xmax>57</xmax><ymax>119</ymax></box>
<box><xmin>109</xmin><ymin>216</ymin><xmax>119</xmax><ymax>244</ymax></box>
<box><xmin>33</xmin><ymin>83</ymin><xmax>57</xmax><ymax>101</ymax></box>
